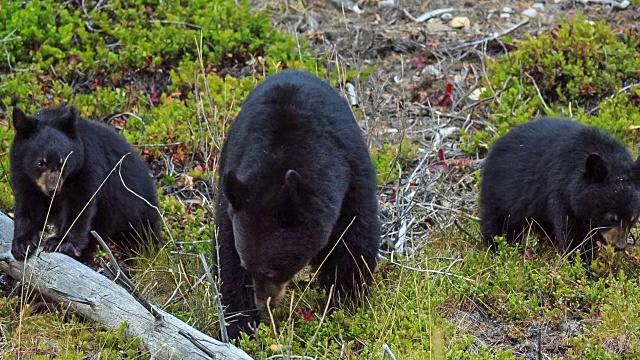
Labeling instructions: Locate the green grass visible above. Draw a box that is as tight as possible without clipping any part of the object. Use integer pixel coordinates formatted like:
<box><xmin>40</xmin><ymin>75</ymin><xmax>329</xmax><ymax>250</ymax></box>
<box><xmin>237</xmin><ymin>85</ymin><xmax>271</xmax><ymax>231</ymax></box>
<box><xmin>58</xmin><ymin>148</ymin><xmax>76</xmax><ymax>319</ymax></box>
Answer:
<box><xmin>0</xmin><ymin>296</ymin><xmax>146</xmax><ymax>358</ymax></box>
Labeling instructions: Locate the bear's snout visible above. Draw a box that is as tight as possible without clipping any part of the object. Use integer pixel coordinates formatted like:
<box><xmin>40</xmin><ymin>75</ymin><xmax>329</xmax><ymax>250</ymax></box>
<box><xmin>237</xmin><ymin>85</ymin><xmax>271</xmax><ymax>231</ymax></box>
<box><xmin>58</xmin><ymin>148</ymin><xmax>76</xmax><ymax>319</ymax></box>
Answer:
<box><xmin>36</xmin><ymin>170</ymin><xmax>62</xmax><ymax>196</ymax></box>
<box><xmin>252</xmin><ymin>279</ymin><xmax>288</xmax><ymax>314</ymax></box>
<box><xmin>600</xmin><ymin>226</ymin><xmax>630</xmax><ymax>251</ymax></box>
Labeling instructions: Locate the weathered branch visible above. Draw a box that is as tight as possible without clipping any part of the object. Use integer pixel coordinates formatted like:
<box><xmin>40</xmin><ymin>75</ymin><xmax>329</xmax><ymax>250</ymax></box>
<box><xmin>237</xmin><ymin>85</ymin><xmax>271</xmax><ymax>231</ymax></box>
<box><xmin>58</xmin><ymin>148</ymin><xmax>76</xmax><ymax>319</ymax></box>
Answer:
<box><xmin>0</xmin><ymin>211</ymin><xmax>252</xmax><ymax>360</ymax></box>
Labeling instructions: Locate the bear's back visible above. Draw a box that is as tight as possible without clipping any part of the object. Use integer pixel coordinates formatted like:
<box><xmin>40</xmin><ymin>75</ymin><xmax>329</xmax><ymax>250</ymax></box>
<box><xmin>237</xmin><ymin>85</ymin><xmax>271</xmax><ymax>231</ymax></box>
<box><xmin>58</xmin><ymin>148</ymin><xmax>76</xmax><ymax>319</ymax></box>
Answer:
<box><xmin>220</xmin><ymin>70</ymin><xmax>370</xmax><ymax>183</ymax></box>
<box><xmin>487</xmin><ymin>118</ymin><xmax>633</xmax><ymax>177</ymax></box>
<box><xmin>238</xmin><ymin>69</ymin><xmax>361</xmax><ymax>143</ymax></box>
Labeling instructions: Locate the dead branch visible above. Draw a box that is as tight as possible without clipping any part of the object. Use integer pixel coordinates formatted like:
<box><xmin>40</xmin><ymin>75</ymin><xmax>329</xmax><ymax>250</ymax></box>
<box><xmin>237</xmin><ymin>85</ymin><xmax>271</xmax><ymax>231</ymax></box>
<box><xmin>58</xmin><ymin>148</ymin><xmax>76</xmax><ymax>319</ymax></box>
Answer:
<box><xmin>452</xmin><ymin>19</ymin><xmax>530</xmax><ymax>50</ymax></box>
<box><xmin>0</xmin><ymin>211</ymin><xmax>252</xmax><ymax>360</ymax></box>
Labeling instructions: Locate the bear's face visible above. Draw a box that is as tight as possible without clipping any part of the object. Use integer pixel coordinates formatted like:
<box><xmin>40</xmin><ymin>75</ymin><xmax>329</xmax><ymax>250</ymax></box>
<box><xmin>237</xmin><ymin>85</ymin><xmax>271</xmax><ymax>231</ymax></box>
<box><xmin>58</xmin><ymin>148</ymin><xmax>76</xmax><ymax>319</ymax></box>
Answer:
<box><xmin>223</xmin><ymin>169</ymin><xmax>329</xmax><ymax>312</ymax></box>
<box><xmin>12</xmin><ymin>107</ymin><xmax>85</xmax><ymax>197</ymax></box>
<box><xmin>571</xmin><ymin>153</ymin><xmax>640</xmax><ymax>250</ymax></box>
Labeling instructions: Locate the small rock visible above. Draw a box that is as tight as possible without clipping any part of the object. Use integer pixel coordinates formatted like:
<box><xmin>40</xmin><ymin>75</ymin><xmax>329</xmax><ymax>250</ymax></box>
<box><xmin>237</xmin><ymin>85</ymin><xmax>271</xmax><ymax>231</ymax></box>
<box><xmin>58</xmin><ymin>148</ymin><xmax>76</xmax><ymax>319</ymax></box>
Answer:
<box><xmin>425</xmin><ymin>65</ymin><xmax>442</xmax><ymax>77</ymax></box>
<box><xmin>502</xmin><ymin>6</ymin><xmax>513</xmax><ymax>13</ymax></box>
<box><xmin>521</xmin><ymin>8</ymin><xmax>537</xmax><ymax>17</ymax></box>
<box><xmin>440</xmin><ymin>13</ymin><xmax>453</xmax><ymax>21</ymax></box>
<box><xmin>468</xmin><ymin>87</ymin><xmax>486</xmax><ymax>101</ymax></box>
<box><xmin>500</xmin><ymin>13</ymin><xmax>511</xmax><ymax>18</ymax></box>
<box><xmin>426</xmin><ymin>20</ymin><xmax>452</xmax><ymax>32</ymax></box>
<box><xmin>377</xmin><ymin>0</ymin><xmax>398</xmax><ymax>8</ymax></box>
<box><xmin>177</xmin><ymin>174</ymin><xmax>194</xmax><ymax>189</ymax></box>
<box><xmin>532</xmin><ymin>2</ymin><xmax>545</xmax><ymax>10</ymax></box>
<box><xmin>450</xmin><ymin>16</ymin><xmax>471</xmax><ymax>29</ymax></box>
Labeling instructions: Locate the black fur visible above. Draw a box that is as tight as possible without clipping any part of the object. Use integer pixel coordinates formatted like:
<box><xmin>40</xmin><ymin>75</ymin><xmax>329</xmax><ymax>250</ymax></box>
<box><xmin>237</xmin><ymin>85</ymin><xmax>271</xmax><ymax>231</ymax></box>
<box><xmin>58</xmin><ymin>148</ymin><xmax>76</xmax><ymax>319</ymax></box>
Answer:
<box><xmin>214</xmin><ymin>69</ymin><xmax>381</xmax><ymax>340</ymax></box>
<box><xmin>480</xmin><ymin>117</ymin><xmax>640</xmax><ymax>261</ymax></box>
<box><xmin>9</xmin><ymin>105</ymin><xmax>163</xmax><ymax>265</ymax></box>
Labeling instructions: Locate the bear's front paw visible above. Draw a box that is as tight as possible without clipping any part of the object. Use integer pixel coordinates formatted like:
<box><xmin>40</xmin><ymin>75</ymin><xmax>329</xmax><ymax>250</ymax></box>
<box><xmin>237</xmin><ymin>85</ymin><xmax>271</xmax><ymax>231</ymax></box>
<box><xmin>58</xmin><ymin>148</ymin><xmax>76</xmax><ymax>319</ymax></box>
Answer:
<box><xmin>42</xmin><ymin>236</ymin><xmax>83</xmax><ymax>258</ymax></box>
<box><xmin>225</xmin><ymin>316</ymin><xmax>258</xmax><ymax>341</ymax></box>
<box><xmin>11</xmin><ymin>234</ymin><xmax>40</xmax><ymax>261</ymax></box>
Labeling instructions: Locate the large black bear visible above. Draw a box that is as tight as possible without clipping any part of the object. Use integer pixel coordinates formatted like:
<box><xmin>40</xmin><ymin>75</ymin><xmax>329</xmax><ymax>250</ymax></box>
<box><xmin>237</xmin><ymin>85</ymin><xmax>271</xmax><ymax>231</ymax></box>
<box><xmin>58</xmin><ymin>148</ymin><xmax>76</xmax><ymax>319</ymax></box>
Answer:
<box><xmin>480</xmin><ymin>117</ymin><xmax>640</xmax><ymax>261</ymax></box>
<box><xmin>10</xmin><ymin>105</ymin><xmax>163</xmax><ymax>265</ymax></box>
<box><xmin>214</xmin><ymin>69</ymin><xmax>381</xmax><ymax>340</ymax></box>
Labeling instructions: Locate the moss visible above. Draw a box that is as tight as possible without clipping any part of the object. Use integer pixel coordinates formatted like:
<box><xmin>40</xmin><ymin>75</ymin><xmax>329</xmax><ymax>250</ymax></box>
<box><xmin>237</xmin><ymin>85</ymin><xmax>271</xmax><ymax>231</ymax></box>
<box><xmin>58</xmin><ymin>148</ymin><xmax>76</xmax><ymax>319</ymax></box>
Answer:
<box><xmin>0</xmin><ymin>297</ymin><xmax>146</xmax><ymax>358</ymax></box>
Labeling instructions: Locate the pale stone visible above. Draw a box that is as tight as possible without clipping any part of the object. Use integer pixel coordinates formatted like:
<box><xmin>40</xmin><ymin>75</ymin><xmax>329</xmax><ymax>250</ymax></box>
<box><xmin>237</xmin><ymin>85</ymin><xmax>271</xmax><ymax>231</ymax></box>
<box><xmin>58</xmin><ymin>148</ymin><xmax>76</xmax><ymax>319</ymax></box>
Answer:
<box><xmin>450</xmin><ymin>16</ymin><xmax>471</xmax><ymax>29</ymax></box>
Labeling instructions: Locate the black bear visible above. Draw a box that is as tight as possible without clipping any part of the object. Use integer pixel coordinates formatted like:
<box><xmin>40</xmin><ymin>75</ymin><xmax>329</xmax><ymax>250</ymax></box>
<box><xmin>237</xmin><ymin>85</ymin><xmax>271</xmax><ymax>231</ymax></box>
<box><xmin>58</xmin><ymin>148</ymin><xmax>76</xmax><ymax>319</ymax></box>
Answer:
<box><xmin>214</xmin><ymin>69</ymin><xmax>381</xmax><ymax>340</ymax></box>
<box><xmin>9</xmin><ymin>105</ymin><xmax>163</xmax><ymax>265</ymax></box>
<box><xmin>480</xmin><ymin>117</ymin><xmax>640</xmax><ymax>261</ymax></box>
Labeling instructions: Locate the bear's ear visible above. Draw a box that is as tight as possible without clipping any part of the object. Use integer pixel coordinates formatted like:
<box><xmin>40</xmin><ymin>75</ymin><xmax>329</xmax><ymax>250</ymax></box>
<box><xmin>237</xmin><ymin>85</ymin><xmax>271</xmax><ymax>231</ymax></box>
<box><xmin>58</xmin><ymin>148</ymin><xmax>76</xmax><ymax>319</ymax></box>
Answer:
<box><xmin>222</xmin><ymin>172</ymin><xmax>247</xmax><ymax>210</ymax></box>
<box><xmin>282</xmin><ymin>169</ymin><xmax>303</xmax><ymax>201</ymax></box>
<box><xmin>56</xmin><ymin>106</ymin><xmax>79</xmax><ymax>136</ymax></box>
<box><xmin>278</xmin><ymin>170</ymin><xmax>303</xmax><ymax>225</ymax></box>
<box><xmin>629</xmin><ymin>155</ymin><xmax>640</xmax><ymax>180</ymax></box>
<box><xmin>585</xmin><ymin>153</ymin><xmax>608</xmax><ymax>182</ymax></box>
<box><xmin>12</xmin><ymin>107</ymin><xmax>37</xmax><ymax>136</ymax></box>
<box><xmin>284</xmin><ymin>169</ymin><xmax>301</xmax><ymax>192</ymax></box>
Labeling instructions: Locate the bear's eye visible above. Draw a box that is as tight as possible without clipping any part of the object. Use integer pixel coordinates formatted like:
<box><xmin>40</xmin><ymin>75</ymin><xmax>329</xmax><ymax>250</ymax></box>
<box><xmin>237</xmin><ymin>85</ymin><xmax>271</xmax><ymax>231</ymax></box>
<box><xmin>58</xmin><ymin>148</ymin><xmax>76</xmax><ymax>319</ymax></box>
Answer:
<box><xmin>37</xmin><ymin>159</ymin><xmax>46</xmax><ymax>169</ymax></box>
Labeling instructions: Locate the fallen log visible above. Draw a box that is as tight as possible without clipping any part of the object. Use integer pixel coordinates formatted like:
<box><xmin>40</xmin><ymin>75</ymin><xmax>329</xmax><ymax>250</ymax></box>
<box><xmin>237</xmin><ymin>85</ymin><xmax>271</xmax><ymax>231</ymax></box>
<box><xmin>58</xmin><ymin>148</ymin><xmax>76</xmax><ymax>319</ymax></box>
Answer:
<box><xmin>0</xmin><ymin>211</ymin><xmax>252</xmax><ymax>360</ymax></box>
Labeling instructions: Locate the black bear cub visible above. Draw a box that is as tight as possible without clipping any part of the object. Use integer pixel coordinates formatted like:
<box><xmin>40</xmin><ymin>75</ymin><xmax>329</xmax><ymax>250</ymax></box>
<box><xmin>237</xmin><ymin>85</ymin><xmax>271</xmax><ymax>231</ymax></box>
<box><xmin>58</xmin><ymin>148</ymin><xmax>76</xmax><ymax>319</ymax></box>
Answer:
<box><xmin>10</xmin><ymin>105</ymin><xmax>163</xmax><ymax>265</ymax></box>
<box><xmin>480</xmin><ymin>117</ymin><xmax>640</xmax><ymax>261</ymax></box>
<box><xmin>214</xmin><ymin>69</ymin><xmax>381</xmax><ymax>340</ymax></box>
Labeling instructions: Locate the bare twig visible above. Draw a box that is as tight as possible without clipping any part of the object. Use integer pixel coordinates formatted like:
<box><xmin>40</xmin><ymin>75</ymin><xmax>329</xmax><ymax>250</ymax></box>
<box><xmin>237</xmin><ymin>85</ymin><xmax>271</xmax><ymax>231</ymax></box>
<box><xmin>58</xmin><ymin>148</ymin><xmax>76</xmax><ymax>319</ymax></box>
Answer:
<box><xmin>150</xmin><ymin>20</ymin><xmax>203</xmax><ymax>29</ymax></box>
<box><xmin>332</xmin><ymin>0</ymin><xmax>363</xmax><ymax>14</ymax></box>
<box><xmin>178</xmin><ymin>330</ymin><xmax>219</xmax><ymax>359</ymax></box>
<box><xmin>411</xmin><ymin>8</ymin><xmax>454</xmax><ymax>23</ymax></box>
<box><xmin>104</xmin><ymin>112</ymin><xmax>145</xmax><ymax>126</ymax></box>
<box><xmin>198</xmin><ymin>253</ymin><xmax>229</xmax><ymax>343</ymax></box>
<box><xmin>525</xmin><ymin>73</ymin><xmax>552</xmax><ymax>114</ymax></box>
<box><xmin>91</xmin><ymin>231</ymin><xmax>164</xmax><ymax>321</ymax></box>
<box><xmin>390</xmin><ymin>252</ymin><xmax>474</xmax><ymax>282</ymax></box>
<box><xmin>578</xmin><ymin>0</ymin><xmax>630</xmax><ymax>8</ymax></box>
<box><xmin>588</xmin><ymin>82</ymin><xmax>640</xmax><ymax>114</ymax></box>
<box><xmin>453</xmin><ymin>19</ymin><xmax>529</xmax><ymax>50</ymax></box>
<box><xmin>382</xmin><ymin>343</ymin><xmax>398</xmax><ymax>360</ymax></box>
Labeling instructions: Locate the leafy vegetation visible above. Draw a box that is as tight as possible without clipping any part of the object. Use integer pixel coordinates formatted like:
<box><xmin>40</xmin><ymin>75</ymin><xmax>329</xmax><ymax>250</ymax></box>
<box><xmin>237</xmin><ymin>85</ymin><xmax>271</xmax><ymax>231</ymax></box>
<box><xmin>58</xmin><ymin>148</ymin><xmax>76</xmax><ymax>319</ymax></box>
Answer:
<box><xmin>0</xmin><ymin>0</ymin><xmax>323</xmax><ymax>213</ymax></box>
<box><xmin>371</xmin><ymin>140</ymin><xmax>419</xmax><ymax>185</ymax></box>
<box><xmin>0</xmin><ymin>296</ymin><xmax>146</xmax><ymax>358</ymax></box>
<box><xmin>463</xmin><ymin>16</ymin><xmax>640</xmax><ymax>153</ymax></box>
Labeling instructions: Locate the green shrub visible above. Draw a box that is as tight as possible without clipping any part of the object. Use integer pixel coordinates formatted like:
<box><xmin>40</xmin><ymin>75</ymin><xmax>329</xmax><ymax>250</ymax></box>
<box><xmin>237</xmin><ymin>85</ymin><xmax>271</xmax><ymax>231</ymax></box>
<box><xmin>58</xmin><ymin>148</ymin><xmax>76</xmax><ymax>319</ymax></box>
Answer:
<box><xmin>0</xmin><ymin>0</ymin><xmax>326</xmax><ymax>211</ymax></box>
<box><xmin>463</xmin><ymin>16</ymin><xmax>640</xmax><ymax>154</ymax></box>
<box><xmin>371</xmin><ymin>140</ymin><xmax>419</xmax><ymax>185</ymax></box>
